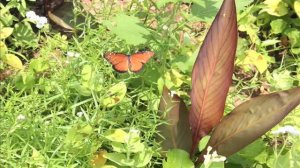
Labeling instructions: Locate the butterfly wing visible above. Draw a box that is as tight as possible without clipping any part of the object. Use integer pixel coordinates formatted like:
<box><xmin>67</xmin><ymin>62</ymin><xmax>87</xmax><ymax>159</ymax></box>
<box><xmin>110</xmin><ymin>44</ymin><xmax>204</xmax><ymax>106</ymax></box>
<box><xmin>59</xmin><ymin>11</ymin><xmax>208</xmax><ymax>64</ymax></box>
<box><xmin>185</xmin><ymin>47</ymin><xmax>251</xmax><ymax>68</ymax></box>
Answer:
<box><xmin>129</xmin><ymin>51</ymin><xmax>155</xmax><ymax>72</ymax></box>
<box><xmin>105</xmin><ymin>53</ymin><xmax>129</xmax><ymax>73</ymax></box>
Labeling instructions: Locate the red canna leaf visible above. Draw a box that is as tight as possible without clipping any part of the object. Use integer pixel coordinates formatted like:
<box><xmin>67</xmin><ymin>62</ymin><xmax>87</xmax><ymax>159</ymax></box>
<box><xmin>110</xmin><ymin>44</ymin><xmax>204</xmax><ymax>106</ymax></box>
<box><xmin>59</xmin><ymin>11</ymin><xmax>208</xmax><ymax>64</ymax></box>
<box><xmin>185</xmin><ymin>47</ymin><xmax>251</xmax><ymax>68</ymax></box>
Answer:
<box><xmin>189</xmin><ymin>0</ymin><xmax>237</xmax><ymax>154</ymax></box>
<box><xmin>201</xmin><ymin>87</ymin><xmax>300</xmax><ymax>158</ymax></box>
<box><xmin>158</xmin><ymin>86</ymin><xmax>192</xmax><ymax>153</ymax></box>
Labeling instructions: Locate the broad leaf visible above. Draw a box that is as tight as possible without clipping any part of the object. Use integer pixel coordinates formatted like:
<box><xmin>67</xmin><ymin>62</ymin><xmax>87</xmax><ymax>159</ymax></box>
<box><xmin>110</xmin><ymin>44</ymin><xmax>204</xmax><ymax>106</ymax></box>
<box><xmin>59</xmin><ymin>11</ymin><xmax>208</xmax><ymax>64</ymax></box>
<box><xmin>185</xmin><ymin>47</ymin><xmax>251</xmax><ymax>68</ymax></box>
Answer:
<box><xmin>163</xmin><ymin>149</ymin><xmax>194</xmax><ymax>168</ymax></box>
<box><xmin>189</xmin><ymin>0</ymin><xmax>237</xmax><ymax>154</ymax></box>
<box><xmin>158</xmin><ymin>86</ymin><xmax>192</xmax><ymax>153</ymax></box>
<box><xmin>103</xmin><ymin>14</ymin><xmax>151</xmax><ymax>45</ymax></box>
<box><xmin>202</xmin><ymin>87</ymin><xmax>300</xmax><ymax>157</ymax></box>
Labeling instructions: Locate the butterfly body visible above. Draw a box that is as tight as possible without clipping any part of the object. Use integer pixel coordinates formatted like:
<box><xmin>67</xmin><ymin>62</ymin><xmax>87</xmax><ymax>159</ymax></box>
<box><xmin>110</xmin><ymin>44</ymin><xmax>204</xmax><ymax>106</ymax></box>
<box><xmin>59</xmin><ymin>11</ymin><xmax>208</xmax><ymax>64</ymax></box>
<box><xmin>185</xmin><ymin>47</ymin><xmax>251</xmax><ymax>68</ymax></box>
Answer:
<box><xmin>105</xmin><ymin>51</ymin><xmax>154</xmax><ymax>73</ymax></box>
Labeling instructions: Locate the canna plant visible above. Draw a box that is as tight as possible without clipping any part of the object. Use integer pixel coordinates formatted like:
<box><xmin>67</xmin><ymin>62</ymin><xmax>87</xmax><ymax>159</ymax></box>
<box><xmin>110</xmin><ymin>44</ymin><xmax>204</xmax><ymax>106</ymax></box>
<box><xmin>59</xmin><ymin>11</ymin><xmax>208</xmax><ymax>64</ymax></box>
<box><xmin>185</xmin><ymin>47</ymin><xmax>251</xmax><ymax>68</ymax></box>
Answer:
<box><xmin>158</xmin><ymin>0</ymin><xmax>300</xmax><ymax>165</ymax></box>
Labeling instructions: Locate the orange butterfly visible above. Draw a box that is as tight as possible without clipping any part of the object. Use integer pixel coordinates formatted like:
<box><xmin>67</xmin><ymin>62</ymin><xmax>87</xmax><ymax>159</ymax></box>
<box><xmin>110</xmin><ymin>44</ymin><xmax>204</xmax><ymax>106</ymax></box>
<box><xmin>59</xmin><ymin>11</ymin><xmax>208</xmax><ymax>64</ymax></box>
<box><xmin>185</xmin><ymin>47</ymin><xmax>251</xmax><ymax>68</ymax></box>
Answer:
<box><xmin>104</xmin><ymin>51</ymin><xmax>154</xmax><ymax>73</ymax></box>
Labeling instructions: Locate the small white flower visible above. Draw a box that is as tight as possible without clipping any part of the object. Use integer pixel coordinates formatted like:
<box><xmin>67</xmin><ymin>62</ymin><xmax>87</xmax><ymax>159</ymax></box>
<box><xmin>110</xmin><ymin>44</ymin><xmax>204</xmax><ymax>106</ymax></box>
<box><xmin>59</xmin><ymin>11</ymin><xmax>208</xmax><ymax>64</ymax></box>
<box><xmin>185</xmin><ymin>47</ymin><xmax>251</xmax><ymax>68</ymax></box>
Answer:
<box><xmin>272</xmin><ymin>125</ymin><xmax>300</xmax><ymax>136</ymax></box>
<box><xmin>38</xmin><ymin>16</ymin><xmax>48</xmax><ymax>24</ymax></box>
<box><xmin>45</xmin><ymin>121</ymin><xmax>50</xmax><ymax>125</ymax></box>
<box><xmin>138</xmin><ymin>0</ymin><xmax>144</xmax><ymax>2</ymax></box>
<box><xmin>36</xmin><ymin>16</ymin><xmax>48</xmax><ymax>29</ymax></box>
<box><xmin>26</xmin><ymin>11</ymin><xmax>39</xmax><ymax>21</ymax></box>
<box><xmin>203</xmin><ymin>146</ymin><xmax>226</xmax><ymax>166</ymax></box>
<box><xmin>17</xmin><ymin>114</ymin><xmax>26</xmax><ymax>120</ymax></box>
<box><xmin>129</xmin><ymin>128</ymin><xmax>140</xmax><ymax>135</ymax></box>
<box><xmin>168</xmin><ymin>90</ymin><xmax>176</xmax><ymax>97</ymax></box>
<box><xmin>77</xmin><ymin>112</ymin><xmax>84</xmax><ymax>117</ymax></box>
<box><xmin>26</xmin><ymin>11</ymin><xmax>48</xmax><ymax>29</ymax></box>
<box><xmin>66</xmin><ymin>51</ymin><xmax>80</xmax><ymax>58</ymax></box>
<box><xmin>162</xmin><ymin>25</ymin><xmax>168</xmax><ymax>30</ymax></box>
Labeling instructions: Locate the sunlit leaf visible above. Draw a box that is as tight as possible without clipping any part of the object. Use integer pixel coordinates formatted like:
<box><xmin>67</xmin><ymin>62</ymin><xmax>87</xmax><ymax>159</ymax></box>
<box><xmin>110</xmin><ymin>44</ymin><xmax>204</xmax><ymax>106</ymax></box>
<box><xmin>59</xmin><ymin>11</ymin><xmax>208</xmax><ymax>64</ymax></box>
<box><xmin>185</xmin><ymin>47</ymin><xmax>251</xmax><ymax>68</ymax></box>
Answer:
<box><xmin>101</xmin><ymin>82</ymin><xmax>127</xmax><ymax>107</ymax></box>
<box><xmin>77</xmin><ymin>124</ymin><xmax>93</xmax><ymax>135</ymax></box>
<box><xmin>91</xmin><ymin>150</ymin><xmax>107</xmax><ymax>168</ymax></box>
<box><xmin>104</xmin><ymin>129</ymin><xmax>128</xmax><ymax>143</ymax></box>
<box><xmin>0</xmin><ymin>27</ymin><xmax>13</xmax><ymax>39</ymax></box>
<box><xmin>81</xmin><ymin>64</ymin><xmax>93</xmax><ymax>83</ymax></box>
<box><xmin>189</xmin><ymin>0</ymin><xmax>237</xmax><ymax>154</ymax></box>
<box><xmin>262</xmin><ymin>0</ymin><xmax>288</xmax><ymax>16</ymax></box>
<box><xmin>202</xmin><ymin>87</ymin><xmax>300</xmax><ymax>157</ymax></box>
<box><xmin>0</xmin><ymin>41</ymin><xmax>8</xmax><ymax>58</ymax></box>
<box><xmin>163</xmin><ymin>149</ymin><xmax>194</xmax><ymax>168</ymax></box>
<box><xmin>3</xmin><ymin>54</ymin><xmax>23</xmax><ymax>69</ymax></box>
<box><xmin>295</xmin><ymin>0</ymin><xmax>300</xmax><ymax>18</ymax></box>
<box><xmin>237</xmin><ymin>50</ymin><xmax>274</xmax><ymax>73</ymax></box>
<box><xmin>133</xmin><ymin>149</ymin><xmax>153</xmax><ymax>167</ymax></box>
<box><xmin>158</xmin><ymin>86</ymin><xmax>192</xmax><ymax>153</ymax></box>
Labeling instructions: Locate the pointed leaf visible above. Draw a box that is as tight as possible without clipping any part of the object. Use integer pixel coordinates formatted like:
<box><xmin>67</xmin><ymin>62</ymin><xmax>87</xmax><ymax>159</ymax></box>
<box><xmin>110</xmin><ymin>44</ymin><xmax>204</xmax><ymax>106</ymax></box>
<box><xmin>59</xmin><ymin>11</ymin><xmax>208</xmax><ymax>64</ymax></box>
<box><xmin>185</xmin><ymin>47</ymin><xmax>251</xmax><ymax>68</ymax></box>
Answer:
<box><xmin>189</xmin><ymin>0</ymin><xmax>237</xmax><ymax>154</ymax></box>
<box><xmin>158</xmin><ymin>86</ymin><xmax>192</xmax><ymax>153</ymax></box>
<box><xmin>203</xmin><ymin>87</ymin><xmax>300</xmax><ymax>157</ymax></box>
<box><xmin>48</xmin><ymin>11</ymin><xmax>74</xmax><ymax>31</ymax></box>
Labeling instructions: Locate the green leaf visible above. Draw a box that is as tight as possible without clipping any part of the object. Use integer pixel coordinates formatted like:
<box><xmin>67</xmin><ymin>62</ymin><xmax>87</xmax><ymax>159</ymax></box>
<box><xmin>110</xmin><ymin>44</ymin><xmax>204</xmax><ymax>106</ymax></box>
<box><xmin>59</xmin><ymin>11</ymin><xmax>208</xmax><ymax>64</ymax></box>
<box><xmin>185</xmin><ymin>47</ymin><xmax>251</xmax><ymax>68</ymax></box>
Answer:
<box><xmin>103</xmin><ymin>14</ymin><xmax>151</xmax><ymax>45</ymax></box>
<box><xmin>191</xmin><ymin>0</ymin><xmax>222</xmax><ymax>22</ymax></box>
<box><xmin>14</xmin><ymin>72</ymin><xmax>36</xmax><ymax>90</ymax></box>
<box><xmin>270</xmin><ymin>19</ymin><xmax>288</xmax><ymax>34</ymax></box>
<box><xmin>294</xmin><ymin>0</ymin><xmax>300</xmax><ymax>18</ymax></box>
<box><xmin>0</xmin><ymin>27</ymin><xmax>14</xmax><ymax>39</ymax></box>
<box><xmin>77</xmin><ymin>124</ymin><xmax>93</xmax><ymax>135</ymax></box>
<box><xmin>285</xmin><ymin>28</ymin><xmax>300</xmax><ymax>47</ymax></box>
<box><xmin>237</xmin><ymin>50</ymin><xmax>273</xmax><ymax>73</ymax></box>
<box><xmin>29</xmin><ymin>58</ymin><xmax>50</xmax><ymax>72</ymax></box>
<box><xmin>104</xmin><ymin>129</ymin><xmax>128</xmax><ymax>143</ymax></box>
<box><xmin>198</xmin><ymin>136</ymin><xmax>210</xmax><ymax>152</ymax></box>
<box><xmin>73</xmin><ymin>83</ymin><xmax>91</xmax><ymax>96</ymax></box>
<box><xmin>267</xmin><ymin>151</ymin><xmax>292</xmax><ymax>168</ymax></box>
<box><xmin>101</xmin><ymin>82</ymin><xmax>127</xmax><ymax>107</ymax></box>
<box><xmin>104</xmin><ymin>153</ymin><xmax>134</xmax><ymax>167</ymax></box>
<box><xmin>3</xmin><ymin>54</ymin><xmax>23</xmax><ymax>69</ymax></box>
<box><xmin>13</xmin><ymin>22</ymin><xmax>38</xmax><ymax>47</ymax></box>
<box><xmin>163</xmin><ymin>149</ymin><xmax>194</xmax><ymax>168</ymax></box>
<box><xmin>191</xmin><ymin>0</ymin><xmax>254</xmax><ymax>22</ymax></box>
<box><xmin>0</xmin><ymin>41</ymin><xmax>8</xmax><ymax>58</ymax></box>
<box><xmin>267</xmin><ymin>70</ymin><xmax>295</xmax><ymax>90</ymax></box>
<box><xmin>81</xmin><ymin>65</ymin><xmax>92</xmax><ymax>82</ymax></box>
<box><xmin>262</xmin><ymin>0</ymin><xmax>288</xmax><ymax>16</ymax></box>
<box><xmin>133</xmin><ymin>149</ymin><xmax>153</xmax><ymax>167</ymax></box>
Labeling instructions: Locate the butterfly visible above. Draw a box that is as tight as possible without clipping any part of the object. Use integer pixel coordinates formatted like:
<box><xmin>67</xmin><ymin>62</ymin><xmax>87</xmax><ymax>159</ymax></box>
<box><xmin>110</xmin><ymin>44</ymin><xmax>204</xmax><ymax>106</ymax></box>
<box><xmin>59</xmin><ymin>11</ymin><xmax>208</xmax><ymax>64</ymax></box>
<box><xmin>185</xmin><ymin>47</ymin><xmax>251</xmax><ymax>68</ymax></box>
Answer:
<box><xmin>104</xmin><ymin>51</ymin><xmax>155</xmax><ymax>73</ymax></box>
